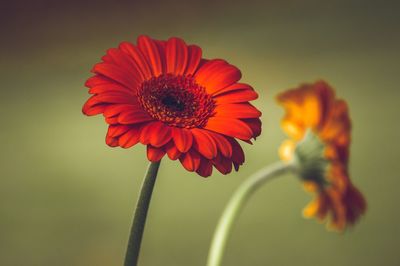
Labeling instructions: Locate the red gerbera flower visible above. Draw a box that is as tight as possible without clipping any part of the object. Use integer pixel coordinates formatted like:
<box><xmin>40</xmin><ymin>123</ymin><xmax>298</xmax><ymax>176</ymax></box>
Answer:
<box><xmin>83</xmin><ymin>35</ymin><xmax>261</xmax><ymax>177</ymax></box>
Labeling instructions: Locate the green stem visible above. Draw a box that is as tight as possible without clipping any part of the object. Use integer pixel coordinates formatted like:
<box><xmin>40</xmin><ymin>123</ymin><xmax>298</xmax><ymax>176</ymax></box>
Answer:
<box><xmin>206</xmin><ymin>161</ymin><xmax>295</xmax><ymax>266</ymax></box>
<box><xmin>124</xmin><ymin>161</ymin><xmax>161</xmax><ymax>266</ymax></box>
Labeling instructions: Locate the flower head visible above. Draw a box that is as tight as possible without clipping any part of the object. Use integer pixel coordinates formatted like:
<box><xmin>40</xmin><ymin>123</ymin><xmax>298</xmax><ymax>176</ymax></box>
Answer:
<box><xmin>277</xmin><ymin>81</ymin><xmax>366</xmax><ymax>231</ymax></box>
<box><xmin>83</xmin><ymin>35</ymin><xmax>261</xmax><ymax>177</ymax></box>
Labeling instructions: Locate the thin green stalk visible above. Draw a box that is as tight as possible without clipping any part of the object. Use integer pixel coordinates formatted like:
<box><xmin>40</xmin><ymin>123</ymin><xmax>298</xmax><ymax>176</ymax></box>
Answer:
<box><xmin>206</xmin><ymin>161</ymin><xmax>295</xmax><ymax>266</ymax></box>
<box><xmin>124</xmin><ymin>161</ymin><xmax>161</xmax><ymax>266</ymax></box>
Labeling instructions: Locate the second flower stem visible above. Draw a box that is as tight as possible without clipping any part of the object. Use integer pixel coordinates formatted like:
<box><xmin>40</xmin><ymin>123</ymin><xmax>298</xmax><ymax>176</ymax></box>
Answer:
<box><xmin>124</xmin><ymin>160</ymin><xmax>161</xmax><ymax>266</ymax></box>
<box><xmin>206</xmin><ymin>161</ymin><xmax>294</xmax><ymax>266</ymax></box>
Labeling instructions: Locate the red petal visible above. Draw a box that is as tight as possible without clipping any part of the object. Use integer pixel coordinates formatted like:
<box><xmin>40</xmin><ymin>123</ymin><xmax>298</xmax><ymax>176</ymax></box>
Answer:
<box><xmin>165</xmin><ymin>141</ymin><xmax>181</xmax><ymax>160</ymax></box>
<box><xmin>119</xmin><ymin>127</ymin><xmax>141</xmax><ymax>148</ymax></box>
<box><xmin>242</xmin><ymin>118</ymin><xmax>262</xmax><ymax>138</ymax></box>
<box><xmin>228</xmin><ymin>138</ymin><xmax>245</xmax><ymax>168</ymax></box>
<box><xmin>147</xmin><ymin>145</ymin><xmax>166</xmax><ymax>162</ymax></box>
<box><xmin>212</xmin><ymin>83</ymin><xmax>254</xmax><ymax>96</ymax></box>
<box><xmin>215</xmin><ymin>103</ymin><xmax>262</xmax><ymax>118</ymax></box>
<box><xmin>102</xmin><ymin>48</ymin><xmax>144</xmax><ymax>83</ymax></box>
<box><xmin>107</xmin><ymin>125</ymin><xmax>131</xmax><ymax>138</ymax></box>
<box><xmin>82</xmin><ymin>104</ymin><xmax>107</xmax><ymax>116</ymax></box>
<box><xmin>166</xmin><ymin>37</ymin><xmax>188</xmax><ymax>75</ymax></box>
<box><xmin>213</xmin><ymin>154</ymin><xmax>233</xmax><ymax>175</ymax></box>
<box><xmin>233</xmin><ymin>162</ymin><xmax>241</xmax><ymax>171</ymax></box>
<box><xmin>137</xmin><ymin>35</ymin><xmax>163</xmax><ymax>77</ymax></box>
<box><xmin>155</xmin><ymin>40</ymin><xmax>167</xmax><ymax>74</ymax></box>
<box><xmin>214</xmin><ymin>89</ymin><xmax>258</xmax><ymax>104</ymax></box>
<box><xmin>118</xmin><ymin>109</ymin><xmax>153</xmax><ymax>125</ymax></box>
<box><xmin>172</xmin><ymin>128</ymin><xmax>193</xmax><ymax>152</ymax></box>
<box><xmin>148</xmin><ymin>122</ymin><xmax>172</xmax><ymax>147</ymax></box>
<box><xmin>194</xmin><ymin>59</ymin><xmax>226</xmax><ymax>79</ymax></box>
<box><xmin>191</xmin><ymin>128</ymin><xmax>217</xmax><ymax>159</ymax></box>
<box><xmin>140</xmin><ymin>121</ymin><xmax>158</xmax><ymax>144</ymax></box>
<box><xmin>195</xmin><ymin>60</ymin><xmax>242</xmax><ymax>94</ymax></box>
<box><xmin>85</xmin><ymin>75</ymin><xmax>113</xmax><ymax>88</ymax></box>
<box><xmin>105</xmin><ymin>135</ymin><xmax>119</xmax><ymax>147</ymax></box>
<box><xmin>119</xmin><ymin>42</ymin><xmax>152</xmax><ymax>80</ymax></box>
<box><xmin>196</xmin><ymin>157</ymin><xmax>213</xmax><ymax>177</ymax></box>
<box><xmin>92</xmin><ymin>63</ymin><xmax>139</xmax><ymax>90</ymax></box>
<box><xmin>82</xmin><ymin>93</ymin><xmax>135</xmax><ymax>116</ymax></box>
<box><xmin>205</xmin><ymin>117</ymin><xmax>253</xmax><ymax>140</ymax></box>
<box><xmin>105</xmin><ymin>116</ymin><xmax>118</xmax><ymax>124</ymax></box>
<box><xmin>206</xmin><ymin>131</ymin><xmax>233</xmax><ymax>158</ymax></box>
<box><xmin>184</xmin><ymin>45</ymin><xmax>202</xmax><ymax>75</ymax></box>
<box><xmin>84</xmin><ymin>92</ymin><xmax>135</xmax><ymax>111</ymax></box>
<box><xmin>103</xmin><ymin>104</ymin><xmax>138</xmax><ymax>118</ymax></box>
<box><xmin>179</xmin><ymin>150</ymin><xmax>201</xmax><ymax>172</ymax></box>
<box><xmin>89</xmin><ymin>83</ymin><xmax>134</xmax><ymax>95</ymax></box>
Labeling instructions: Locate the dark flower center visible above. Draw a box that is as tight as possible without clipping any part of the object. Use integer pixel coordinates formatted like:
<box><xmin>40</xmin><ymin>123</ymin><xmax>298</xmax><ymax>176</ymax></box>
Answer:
<box><xmin>137</xmin><ymin>74</ymin><xmax>215</xmax><ymax>128</ymax></box>
<box><xmin>161</xmin><ymin>94</ymin><xmax>185</xmax><ymax>112</ymax></box>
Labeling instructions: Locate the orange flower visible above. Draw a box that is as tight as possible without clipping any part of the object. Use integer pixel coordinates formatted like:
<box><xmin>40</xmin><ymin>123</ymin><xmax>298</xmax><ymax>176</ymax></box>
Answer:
<box><xmin>277</xmin><ymin>81</ymin><xmax>366</xmax><ymax>231</ymax></box>
<box><xmin>83</xmin><ymin>35</ymin><xmax>261</xmax><ymax>177</ymax></box>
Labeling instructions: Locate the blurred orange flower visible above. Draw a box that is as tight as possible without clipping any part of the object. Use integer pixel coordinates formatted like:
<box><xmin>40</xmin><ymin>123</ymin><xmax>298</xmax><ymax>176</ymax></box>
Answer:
<box><xmin>83</xmin><ymin>35</ymin><xmax>261</xmax><ymax>177</ymax></box>
<box><xmin>277</xmin><ymin>81</ymin><xmax>366</xmax><ymax>231</ymax></box>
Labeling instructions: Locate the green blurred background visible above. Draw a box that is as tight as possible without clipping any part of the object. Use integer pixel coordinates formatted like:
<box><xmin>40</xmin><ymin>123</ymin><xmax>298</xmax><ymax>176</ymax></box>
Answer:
<box><xmin>1</xmin><ymin>0</ymin><xmax>399</xmax><ymax>265</ymax></box>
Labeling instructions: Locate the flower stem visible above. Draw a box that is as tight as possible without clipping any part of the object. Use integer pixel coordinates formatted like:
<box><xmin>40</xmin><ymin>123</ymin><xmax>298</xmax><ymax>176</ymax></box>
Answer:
<box><xmin>206</xmin><ymin>161</ymin><xmax>295</xmax><ymax>266</ymax></box>
<box><xmin>124</xmin><ymin>161</ymin><xmax>161</xmax><ymax>266</ymax></box>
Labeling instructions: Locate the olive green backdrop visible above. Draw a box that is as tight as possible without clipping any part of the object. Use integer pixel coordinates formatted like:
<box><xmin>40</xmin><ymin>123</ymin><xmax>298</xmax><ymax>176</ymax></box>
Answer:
<box><xmin>1</xmin><ymin>0</ymin><xmax>399</xmax><ymax>265</ymax></box>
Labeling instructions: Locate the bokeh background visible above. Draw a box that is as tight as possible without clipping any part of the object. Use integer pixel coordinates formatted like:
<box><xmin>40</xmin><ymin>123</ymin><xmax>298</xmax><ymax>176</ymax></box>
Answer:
<box><xmin>1</xmin><ymin>0</ymin><xmax>399</xmax><ymax>265</ymax></box>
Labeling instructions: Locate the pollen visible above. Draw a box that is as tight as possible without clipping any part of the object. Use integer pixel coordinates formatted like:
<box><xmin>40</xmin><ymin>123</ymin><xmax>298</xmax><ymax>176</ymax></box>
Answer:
<box><xmin>138</xmin><ymin>74</ymin><xmax>216</xmax><ymax>128</ymax></box>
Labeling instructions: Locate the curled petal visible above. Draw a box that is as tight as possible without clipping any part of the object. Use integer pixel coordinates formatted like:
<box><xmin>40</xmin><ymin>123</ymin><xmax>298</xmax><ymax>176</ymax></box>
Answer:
<box><xmin>343</xmin><ymin>185</ymin><xmax>367</xmax><ymax>225</ymax></box>
<box><xmin>172</xmin><ymin>128</ymin><xmax>193</xmax><ymax>153</ymax></box>
<box><xmin>106</xmin><ymin>135</ymin><xmax>119</xmax><ymax>147</ymax></box>
<box><xmin>107</xmin><ymin>125</ymin><xmax>131</xmax><ymax>138</ymax></box>
<box><xmin>148</xmin><ymin>122</ymin><xmax>172</xmax><ymax>147</ymax></box>
<box><xmin>147</xmin><ymin>145</ymin><xmax>166</xmax><ymax>162</ymax></box>
<box><xmin>119</xmin><ymin>127</ymin><xmax>141</xmax><ymax>148</ymax></box>
<box><xmin>213</xmin><ymin>154</ymin><xmax>233</xmax><ymax>175</ymax></box>
<box><xmin>205</xmin><ymin>131</ymin><xmax>232</xmax><ymax>158</ymax></box>
<box><xmin>191</xmin><ymin>129</ymin><xmax>217</xmax><ymax>159</ymax></box>
<box><xmin>242</xmin><ymin>118</ymin><xmax>262</xmax><ymax>138</ymax></box>
<box><xmin>179</xmin><ymin>150</ymin><xmax>201</xmax><ymax>172</ymax></box>
<box><xmin>196</xmin><ymin>157</ymin><xmax>213</xmax><ymax>177</ymax></box>
<box><xmin>228</xmin><ymin>138</ymin><xmax>245</xmax><ymax>170</ymax></box>
<box><xmin>165</xmin><ymin>141</ymin><xmax>181</xmax><ymax>160</ymax></box>
<box><xmin>140</xmin><ymin>121</ymin><xmax>159</xmax><ymax>145</ymax></box>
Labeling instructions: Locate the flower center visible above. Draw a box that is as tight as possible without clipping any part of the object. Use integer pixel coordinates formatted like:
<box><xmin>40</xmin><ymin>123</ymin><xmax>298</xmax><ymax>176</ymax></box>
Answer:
<box><xmin>137</xmin><ymin>74</ymin><xmax>216</xmax><ymax>128</ymax></box>
<box><xmin>161</xmin><ymin>94</ymin><xmax>185</xmax><ymax>112</ymax></box>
